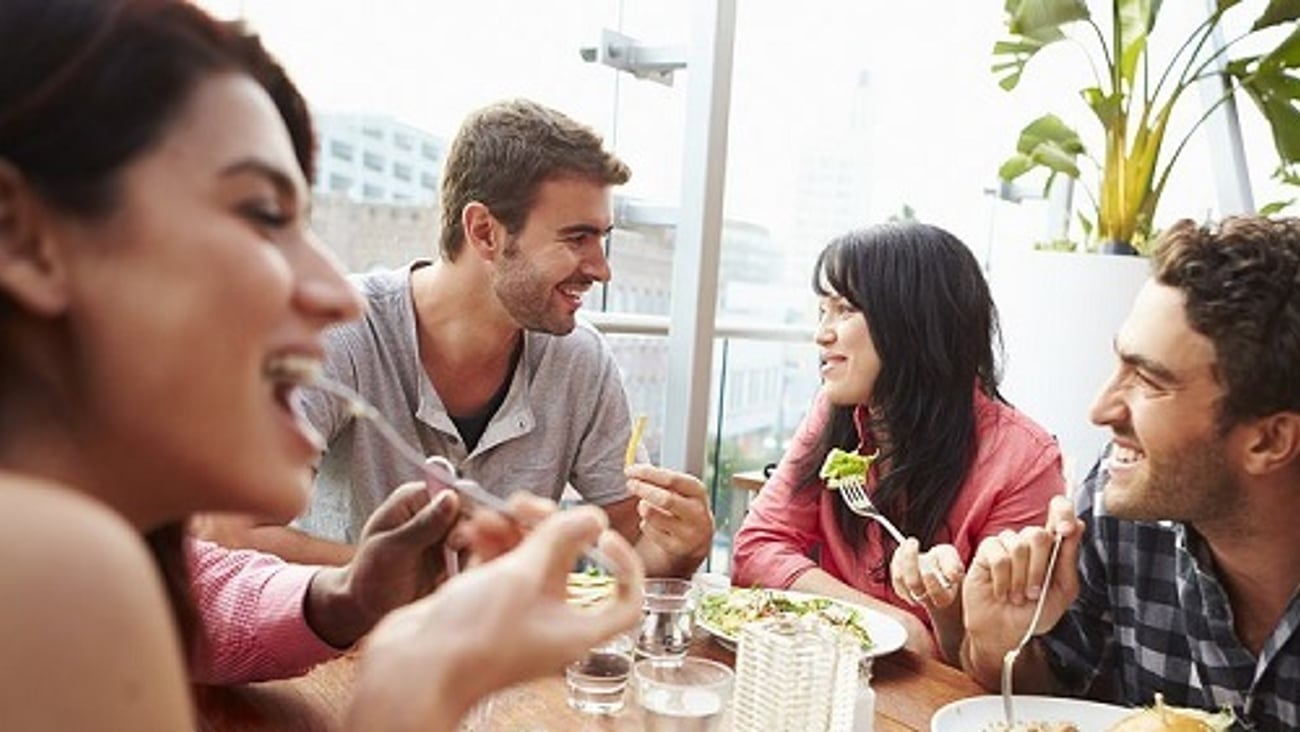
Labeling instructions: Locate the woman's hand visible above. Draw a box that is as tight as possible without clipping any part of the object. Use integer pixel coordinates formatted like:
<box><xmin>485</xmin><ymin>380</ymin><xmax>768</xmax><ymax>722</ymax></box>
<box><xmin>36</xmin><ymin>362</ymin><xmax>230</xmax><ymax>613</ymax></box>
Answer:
<box><xmin>889</xmin><ymin>538</ymin><xmax>963</xmax><ymax>610</ymax></box>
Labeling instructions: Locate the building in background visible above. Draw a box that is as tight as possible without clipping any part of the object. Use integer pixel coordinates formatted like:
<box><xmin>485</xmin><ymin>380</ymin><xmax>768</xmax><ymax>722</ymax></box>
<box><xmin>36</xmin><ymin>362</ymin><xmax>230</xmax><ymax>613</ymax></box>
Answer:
<box><xmin>309</xmin><ymin>113</ymin><xmax>445</xmax><ymax>272</ymax></box>
<box><xmin>313</xmin><ymin>112</ymin><xmax>445</xmax><ymax>205</ymax></box>
<box><xmin>311</xmin><ymin>194</ymin><xmax>438</xmax><ymax>273</ymax></box>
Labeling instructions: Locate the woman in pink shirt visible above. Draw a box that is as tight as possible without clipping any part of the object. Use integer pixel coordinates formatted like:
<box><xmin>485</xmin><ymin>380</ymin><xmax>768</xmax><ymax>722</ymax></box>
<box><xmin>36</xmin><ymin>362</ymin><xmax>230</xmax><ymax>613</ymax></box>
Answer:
<box><xmin>732</xmin><ymin>222</ymin><xmax>1064</xmax><ymax>663</ymax></box>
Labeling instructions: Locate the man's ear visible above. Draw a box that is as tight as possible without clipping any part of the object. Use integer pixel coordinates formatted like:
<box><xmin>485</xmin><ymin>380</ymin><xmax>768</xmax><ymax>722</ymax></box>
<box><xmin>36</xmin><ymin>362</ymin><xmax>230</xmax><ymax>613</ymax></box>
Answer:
<box><xmin>461</xmin><ymin>201</ymin><xmax>504</xmax><ymax>261</ymax></box>
<box><xmin>1239</xmin><ymin>412</ymin><xmax>1300</xmax><ymax>477</ymax></box>
<box><xmin>0</xmin><ymin>161</ymin><xmax>70</xmax><ymax>316</ymax></box>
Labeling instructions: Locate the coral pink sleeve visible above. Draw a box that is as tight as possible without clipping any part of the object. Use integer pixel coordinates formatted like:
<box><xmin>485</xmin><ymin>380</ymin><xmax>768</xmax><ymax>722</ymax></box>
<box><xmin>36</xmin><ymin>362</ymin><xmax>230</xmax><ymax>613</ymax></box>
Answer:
<box><xmin>731</xmin><ymin>392</ymin><xmax>831</xmax><ymax>589</ymax></box>
<box><xmin>187</xmin><ymin>538</ymin><xmax>341</xmax><ymax>684</ymax></box>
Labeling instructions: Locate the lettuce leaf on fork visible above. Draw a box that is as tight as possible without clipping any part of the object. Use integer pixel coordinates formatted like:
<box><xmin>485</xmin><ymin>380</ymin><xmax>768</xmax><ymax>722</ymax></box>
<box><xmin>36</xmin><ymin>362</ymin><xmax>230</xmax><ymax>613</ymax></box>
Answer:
<box><xmin>818</xmin><ymin>447</ymin><xmax>879</xmax><ymax>491</ymax></box>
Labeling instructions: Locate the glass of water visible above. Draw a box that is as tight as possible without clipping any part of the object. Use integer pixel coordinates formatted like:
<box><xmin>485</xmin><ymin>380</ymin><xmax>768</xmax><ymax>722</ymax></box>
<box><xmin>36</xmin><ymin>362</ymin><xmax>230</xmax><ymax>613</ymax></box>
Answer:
<box><xmin>565</xmin><ymin>634</ymin><xmax>634</xmax><ymax>715</ymax></box>
<box><xmin>635</xmin><ymin>657</ymin><xmax>734</xmax><ymax>732</ymax></box>
<box><xmin>636</xmin><ymin>578</ymin><xmax>695</xmax><ymax>663</ymax></box>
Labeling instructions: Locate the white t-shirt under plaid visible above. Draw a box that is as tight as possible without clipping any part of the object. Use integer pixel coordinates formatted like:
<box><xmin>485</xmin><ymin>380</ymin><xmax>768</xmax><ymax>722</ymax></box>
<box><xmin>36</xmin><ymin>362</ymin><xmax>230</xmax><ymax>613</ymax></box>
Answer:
<box><xmin>1042</xmin><ymin>461</ymin><xmax>1299</xmax><ymax>730</ymax></box>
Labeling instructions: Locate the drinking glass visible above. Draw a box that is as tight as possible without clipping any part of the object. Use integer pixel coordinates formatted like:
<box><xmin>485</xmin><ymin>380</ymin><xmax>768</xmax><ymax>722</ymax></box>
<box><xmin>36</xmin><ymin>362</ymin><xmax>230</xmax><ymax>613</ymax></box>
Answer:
<box><xmin>636</xmin><ymin>578</ymin><xmax>695</xmax><ymax>663</ymax></box>
<box><xmin>634</xmin><ymin>657</ymin><xmax>734</xmax><ymax>732</ymax></box>
<box><xmin>565</xmin><ymin>634</ymin><xmax>634</xmax><ymax>714</ymax></box>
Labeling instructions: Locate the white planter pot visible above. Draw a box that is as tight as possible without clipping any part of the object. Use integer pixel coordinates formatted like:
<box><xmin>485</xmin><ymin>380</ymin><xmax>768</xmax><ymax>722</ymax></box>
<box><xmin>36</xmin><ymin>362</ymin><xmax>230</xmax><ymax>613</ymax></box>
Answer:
<box><xmin>987</xmin><ymin>249</ymin><xmax>1150</xmax><ymax>483</ymax></box>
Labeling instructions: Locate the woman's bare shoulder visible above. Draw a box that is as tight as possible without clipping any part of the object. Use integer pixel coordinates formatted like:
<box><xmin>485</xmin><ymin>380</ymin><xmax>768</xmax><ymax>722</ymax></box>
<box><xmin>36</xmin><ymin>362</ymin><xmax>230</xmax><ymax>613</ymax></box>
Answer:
<box><xmin>0</xmin><ymin>471</ymin><xmax>154</xmax><ymax>573</ymax></box>
<box><xmin>0</xmin><ymin>471</ymin><xmax>194</xmax><ymax>729</ymax></box>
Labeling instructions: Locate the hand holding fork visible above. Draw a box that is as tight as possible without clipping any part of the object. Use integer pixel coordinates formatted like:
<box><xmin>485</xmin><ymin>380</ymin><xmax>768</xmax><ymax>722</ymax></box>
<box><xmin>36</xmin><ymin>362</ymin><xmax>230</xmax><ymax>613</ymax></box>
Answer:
<box><xmin>961</xmin><ymin>495</ymin><xmax>1085</xmax><ymax>722</ymax></box>
<box><xmin>837</xmin><ymin>478</ymin><xmax>957</xmax><ymax>603</ymax></box>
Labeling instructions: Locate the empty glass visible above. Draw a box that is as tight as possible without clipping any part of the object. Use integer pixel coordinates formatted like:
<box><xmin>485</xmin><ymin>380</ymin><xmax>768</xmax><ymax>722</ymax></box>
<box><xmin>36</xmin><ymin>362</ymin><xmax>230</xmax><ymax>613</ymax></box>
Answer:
<box><xmin>565</xmin><ymin>634</ymin><xmax>634</xmax><ymax>715</ymax></box>
<box><xmin>636</xmin><ymin>578</ymin><xmax>695</xmax><ymax>663</ymax></box>
<box><xmin>635</xmin><ymin>657</ymin><xmax>734</xmax><ymax>732</ymax></box>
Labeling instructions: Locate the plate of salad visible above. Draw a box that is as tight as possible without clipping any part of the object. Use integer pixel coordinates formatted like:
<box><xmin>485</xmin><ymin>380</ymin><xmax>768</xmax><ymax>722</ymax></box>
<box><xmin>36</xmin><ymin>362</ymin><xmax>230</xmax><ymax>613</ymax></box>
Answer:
<box><xmin>695</xmin><ymin>587</ymin><xmax>907</xmax><ymax>658</ymax></box>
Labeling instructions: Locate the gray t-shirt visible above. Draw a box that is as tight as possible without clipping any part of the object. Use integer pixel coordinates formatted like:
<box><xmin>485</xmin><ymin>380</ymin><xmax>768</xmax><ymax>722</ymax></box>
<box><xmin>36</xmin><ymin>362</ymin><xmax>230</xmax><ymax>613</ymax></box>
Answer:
<box><xmin>294</xmin><ymin>262</ymin><xmax>634</xmax><ymax>543</ymax></box>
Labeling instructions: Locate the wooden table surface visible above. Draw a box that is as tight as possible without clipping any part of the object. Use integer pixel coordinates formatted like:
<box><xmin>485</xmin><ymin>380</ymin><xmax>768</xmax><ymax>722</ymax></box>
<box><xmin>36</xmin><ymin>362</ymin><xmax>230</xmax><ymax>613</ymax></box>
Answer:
<box><xmin>729</xmin><ymin>469</ymin><xmax>767</xmax><ymax>493</ymax></box>
<box><xmin>196</xmin><ymin>632</ymin><xmax>983</xmax><ymax>731</ymax></box>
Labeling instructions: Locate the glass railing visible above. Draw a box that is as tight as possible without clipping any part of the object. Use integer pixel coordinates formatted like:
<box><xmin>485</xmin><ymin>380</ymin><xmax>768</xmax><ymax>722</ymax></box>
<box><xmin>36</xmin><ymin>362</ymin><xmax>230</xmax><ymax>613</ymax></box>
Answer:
<box><xmin>592</xmin><ymin>314</ymin><xmax>818</xmax><ymax>573</ymax></box>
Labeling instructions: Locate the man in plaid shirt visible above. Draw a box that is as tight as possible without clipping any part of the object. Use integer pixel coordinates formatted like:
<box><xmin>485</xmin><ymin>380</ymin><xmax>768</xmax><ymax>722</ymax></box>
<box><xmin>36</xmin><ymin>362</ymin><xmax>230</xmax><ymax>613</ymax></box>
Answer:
<box><xmin>960</xmin><ymin>216</ymin><xmax>1300</xmax><ymax>729</ymax></box>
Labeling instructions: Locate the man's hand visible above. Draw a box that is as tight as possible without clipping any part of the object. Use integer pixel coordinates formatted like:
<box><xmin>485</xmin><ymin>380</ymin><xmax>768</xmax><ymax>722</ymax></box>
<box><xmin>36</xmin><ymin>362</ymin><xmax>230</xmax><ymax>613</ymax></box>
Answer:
<box><xmin>304</xmin><ymin>483</ymin><xmax>460</xmax><ymax>648</ymax></box>
<box><xmin>625</xmin><ymin>464</ymin><xmax>713</xmax><ymax>577</ymax></box>
<box><xmin>961</xmin><ymin>495</ymin><xmax>1084</xmax><ymax>690</ymax></box>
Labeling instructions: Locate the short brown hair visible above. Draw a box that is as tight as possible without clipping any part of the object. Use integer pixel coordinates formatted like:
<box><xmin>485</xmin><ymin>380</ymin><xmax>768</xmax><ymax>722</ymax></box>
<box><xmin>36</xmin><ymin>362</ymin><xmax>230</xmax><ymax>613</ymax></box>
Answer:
<box><xmin>1152</xmin><ymin>215</ymin><xmax>1300</xmax><ymax>426</ymax></box>
<box><xmin>438</xmin><ymin>99</ymin><xmax>630</xmax><ymax>261</ymax></box>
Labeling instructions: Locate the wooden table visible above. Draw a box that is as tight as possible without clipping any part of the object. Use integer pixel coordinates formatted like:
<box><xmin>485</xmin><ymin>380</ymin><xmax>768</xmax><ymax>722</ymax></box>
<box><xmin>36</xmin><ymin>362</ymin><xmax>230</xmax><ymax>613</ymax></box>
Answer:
<box><xmin>729</xmin><ymin>469</ymin><xmax>766</xmax><ymax>494</ymax></box>
<box><xmin>196</xmin><ymin>633</ymin><xmax>983</xmax><ymax>731</ymax></box>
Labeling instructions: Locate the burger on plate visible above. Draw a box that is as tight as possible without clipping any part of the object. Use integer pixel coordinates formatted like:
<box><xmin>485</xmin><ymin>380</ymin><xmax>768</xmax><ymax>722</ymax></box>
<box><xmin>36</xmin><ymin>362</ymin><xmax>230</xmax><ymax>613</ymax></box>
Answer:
<box><xmin>1106</xmin><ymin>695</ymin><xmax>1234</xmax><ymax>731</ymax></box>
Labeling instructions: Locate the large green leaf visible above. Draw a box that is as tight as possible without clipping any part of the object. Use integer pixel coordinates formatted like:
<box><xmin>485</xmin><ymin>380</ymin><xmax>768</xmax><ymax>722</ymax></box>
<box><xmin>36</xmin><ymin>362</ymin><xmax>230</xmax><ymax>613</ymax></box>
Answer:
<box><xmin>998</xmin><ymin>114</ymin><xmax>1086</xmax><ymax>182</ymax></box>
<box><xmin>1230</xmin><ymin>26</ymin><xmax>1300</xmax><ymax>163</ymax></box>
<box><xmin>1252</xmin><ymin>0</ymin><xmax>1300</xmax><ymax>31</ymax></box>
<box><xmin>1005</xmin><ymin>0</ymin><xmax>1090</xmax><ymax>36</ymax></box>
<box><xmin>993</xmin><ymin>27</ymin><xmax>1067</xmax><ymax>90</ymax></box>
<box><xmin>994</xmin><ymin>0</ymin><xmax>1088</xmax><ymax>90</ymax></box>
<box><xmin>999</xmin><ymin>153</ymin><xmax>1037</xmax><ymax>181</ymax></box>
<box><xmin>1016</xmin><ymin>114</ymin><xmax>1087</xmax><ymax>155</ymax></box>
<box><xmin>1259</xmin><ymin>199</ymin><xmax>1295</xmax><ymax>215</ymax></box>
<box><xmin>1117</xmin><ymin>0</ymin><xmax>1160</xmax><ymax>86</ymax></box>
<box><xmin>1261</xmin><ymin>22</ymin><xmax>1300</xmax><ymax>67</ymax></box>
<box><xmin>1031</xmin><ymin>141</ymin><xmax>1083</xmax><ymax>178</ymax></box>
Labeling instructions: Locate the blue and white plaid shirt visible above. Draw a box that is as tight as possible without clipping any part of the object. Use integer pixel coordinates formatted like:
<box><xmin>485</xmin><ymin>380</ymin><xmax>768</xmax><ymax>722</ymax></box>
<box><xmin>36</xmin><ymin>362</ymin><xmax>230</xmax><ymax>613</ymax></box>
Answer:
<box><xmin>1041</xmin><ymin>462</ymin><xmax>1300</xmax><ymax>730</ymax></box>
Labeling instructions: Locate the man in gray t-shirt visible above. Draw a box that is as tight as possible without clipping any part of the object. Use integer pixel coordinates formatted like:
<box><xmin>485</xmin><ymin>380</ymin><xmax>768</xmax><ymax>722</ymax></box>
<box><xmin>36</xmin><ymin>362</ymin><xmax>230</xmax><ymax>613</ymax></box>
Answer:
<box><xmin>204</xmin><ymin>99</ymin><xmax>713</xmax><ymax>578</ymax></box>
<box><xmin>291</xmin><ymin>261</ymin><xmax>636</xmax><ymax>543</ymax></box>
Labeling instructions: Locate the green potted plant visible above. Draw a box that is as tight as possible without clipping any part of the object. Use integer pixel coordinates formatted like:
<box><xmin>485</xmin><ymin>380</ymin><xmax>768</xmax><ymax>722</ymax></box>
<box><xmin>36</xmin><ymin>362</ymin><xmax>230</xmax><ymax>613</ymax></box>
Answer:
<box><xmin>994</xmin><ymin>0</ymin><xmax>1300</xmax><ymax>254</ymax></box>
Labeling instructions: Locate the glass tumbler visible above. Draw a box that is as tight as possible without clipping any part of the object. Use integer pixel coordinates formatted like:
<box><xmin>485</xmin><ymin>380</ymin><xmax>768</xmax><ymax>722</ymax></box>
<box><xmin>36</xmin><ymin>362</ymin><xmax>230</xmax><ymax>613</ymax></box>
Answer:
<box><xmin>635</xmin><ymin>657</ymin><xmax>734</xmax><ymax>732</ymax></box>
<box><xmin>565</xmin><ymin>634</ymin><xmax>634</xmax><ymax>714</ymax></box>
<box><xmin>635</xmin><ymin>578</ymin><xmax>695</xmax><ymax>663</ymax></box>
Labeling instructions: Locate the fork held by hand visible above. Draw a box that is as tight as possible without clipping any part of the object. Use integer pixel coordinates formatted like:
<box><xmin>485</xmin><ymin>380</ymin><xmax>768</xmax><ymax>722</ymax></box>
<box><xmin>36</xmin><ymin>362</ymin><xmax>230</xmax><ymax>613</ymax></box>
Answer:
<box><xmin>839</xmin><ymin>480</ymin><xmax>953</xmax><ymax>592</ymax></box>
<box><xmin>1001</xmin><ymin>531</ymin><xmax>1064</xmax><ymax>727</ymax></box>
<box><xmin>290</xmin><ymin>367</ymin><xmax>620</xmax><ymax>575</ymax></box>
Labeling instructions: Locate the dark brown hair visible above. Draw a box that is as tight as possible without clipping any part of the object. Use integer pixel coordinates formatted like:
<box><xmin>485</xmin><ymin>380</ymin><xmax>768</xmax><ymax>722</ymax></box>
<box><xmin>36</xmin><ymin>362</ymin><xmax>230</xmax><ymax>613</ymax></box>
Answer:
<box><xmin>796</xmin><ymin>222</ymin><xmax>1004</xmax><ymax>574</ymax></box>
<box><xmin>438</xmin><ymin>98</ymin><xmax>630</xmax><ymax>261</ymax></box>
<box><xmin>1152</xmin><ymin>216</ymin><xmax>1300</xmax><ymax>428</ymax></box>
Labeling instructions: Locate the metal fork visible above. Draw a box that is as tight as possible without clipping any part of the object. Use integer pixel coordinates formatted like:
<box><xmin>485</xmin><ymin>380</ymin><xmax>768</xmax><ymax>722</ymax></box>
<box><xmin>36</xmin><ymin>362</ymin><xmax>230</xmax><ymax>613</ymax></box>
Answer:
<box><xmin>276</xmin><ymin>363</ymin><xmax>619</xmax><ymax>574</ymax></box>
<box><xmin>1001</xmin><ymin>532</ymin><xmax>1064</xmax><ymax>727</ymax></box>
<box><xmin>838</xmin><ymin>479</ymin><xmax>953</xmax><ymax>591</ymax></box>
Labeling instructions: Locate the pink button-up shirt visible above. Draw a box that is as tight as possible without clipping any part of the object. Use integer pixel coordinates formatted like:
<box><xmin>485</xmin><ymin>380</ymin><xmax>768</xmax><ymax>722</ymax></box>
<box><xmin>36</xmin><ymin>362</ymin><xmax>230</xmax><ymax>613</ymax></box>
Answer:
<box><xmin>732</xmin><ymin>389</ymin><xmax>1065</xmax><ymax>629</ymax></box>
<box><xmin>188</xmin><ymin>539</ymin><xmax>340</xmax><ymax>684</ymax></box>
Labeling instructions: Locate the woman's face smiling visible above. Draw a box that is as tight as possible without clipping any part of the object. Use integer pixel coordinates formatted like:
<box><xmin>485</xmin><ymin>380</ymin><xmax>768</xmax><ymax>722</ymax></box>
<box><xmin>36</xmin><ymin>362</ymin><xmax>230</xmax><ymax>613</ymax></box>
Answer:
<box><xmin>50</xmin><ymin>73</ymin><xmax>362</xmax><ymax>528</ymax></box>
<box><xmin>816</xmin><ymin>290</ymin><xmax>881</xmax><ymax>407</ymax></box>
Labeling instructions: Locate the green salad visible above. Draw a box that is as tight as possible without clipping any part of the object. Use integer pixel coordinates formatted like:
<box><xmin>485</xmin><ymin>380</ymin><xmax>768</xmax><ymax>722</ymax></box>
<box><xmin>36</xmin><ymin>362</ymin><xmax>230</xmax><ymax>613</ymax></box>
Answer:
<box><xmin>818</xmin><ymin>447</ymin><xmax>879</xmax><ymax>490</ymax></box>
<box><xmin>697</xmin><ymin>588</ymin><xmax>875</xmax><ymax>649</ymax></box>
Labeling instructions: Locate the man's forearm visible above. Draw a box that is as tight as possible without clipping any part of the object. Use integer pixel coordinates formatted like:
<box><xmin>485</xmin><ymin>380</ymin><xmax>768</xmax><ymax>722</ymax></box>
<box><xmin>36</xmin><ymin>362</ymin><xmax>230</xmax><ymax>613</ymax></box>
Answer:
<box><xmin>241</xmin><ymin>525</ymin><xmax>355</xmax><ymax>565</ymax></box>
<box><xmin>199</xmin><ymin>518</ymin><xmax>355</xmax><ymax>566</ymax></box>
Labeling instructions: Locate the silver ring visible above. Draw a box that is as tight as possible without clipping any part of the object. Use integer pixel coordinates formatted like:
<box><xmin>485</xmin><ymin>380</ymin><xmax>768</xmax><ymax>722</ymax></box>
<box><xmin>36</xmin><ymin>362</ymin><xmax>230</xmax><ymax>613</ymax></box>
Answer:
<box><xmin>908</xmin><ymin>588</ymin><xmax>928</xmax><ymax>603</ymax></box>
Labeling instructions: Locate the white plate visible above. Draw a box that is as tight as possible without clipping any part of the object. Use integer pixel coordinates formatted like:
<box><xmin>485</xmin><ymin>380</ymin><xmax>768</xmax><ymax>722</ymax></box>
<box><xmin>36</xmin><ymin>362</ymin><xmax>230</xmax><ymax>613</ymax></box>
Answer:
<box><xmin>931</xmin><ymin>695</ymin><xmax>1131</xmax><ymax>731</ymax></box>
<box><xmin>695</xmin><ymin>588</ymin><xmax>907</xmax><ymax>658</ymax></box>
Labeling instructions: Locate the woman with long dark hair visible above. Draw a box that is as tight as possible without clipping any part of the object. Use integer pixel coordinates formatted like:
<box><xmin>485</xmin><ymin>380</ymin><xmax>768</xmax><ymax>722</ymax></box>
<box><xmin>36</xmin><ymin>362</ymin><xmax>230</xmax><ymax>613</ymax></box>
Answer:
<box><xmin>0</xmin><ymin>1</ymin><xmax>641</xmax><ymax>728</ymax></box>
<box><xmin>732</xmin><ymin>222</ymin><xmax>1064</xmax><ymax>662</ymax></box>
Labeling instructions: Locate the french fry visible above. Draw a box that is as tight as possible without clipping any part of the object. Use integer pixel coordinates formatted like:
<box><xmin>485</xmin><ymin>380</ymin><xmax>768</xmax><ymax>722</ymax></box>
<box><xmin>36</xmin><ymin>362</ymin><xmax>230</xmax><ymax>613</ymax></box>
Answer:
<box><xmin>625</xmin><ymin>414</ymin><xmax>647</xmax><ymax>467</ymax></box>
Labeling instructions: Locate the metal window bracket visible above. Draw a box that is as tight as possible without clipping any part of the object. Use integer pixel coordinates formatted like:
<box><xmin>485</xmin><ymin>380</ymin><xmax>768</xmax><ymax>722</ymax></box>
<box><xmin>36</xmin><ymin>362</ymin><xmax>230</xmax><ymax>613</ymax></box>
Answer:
<box><xmin>580</xmin><ymin>28</ymin><xmax>687</xmax><ymax>86</ymax></box>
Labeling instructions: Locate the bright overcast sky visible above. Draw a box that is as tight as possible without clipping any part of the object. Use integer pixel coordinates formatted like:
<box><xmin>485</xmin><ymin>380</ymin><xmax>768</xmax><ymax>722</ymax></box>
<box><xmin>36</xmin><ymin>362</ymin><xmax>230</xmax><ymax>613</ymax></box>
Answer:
<box><xmin>198</xmin><ymin>0</ymin><xmax>1291</xmax><ymax>248</ymax></box>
